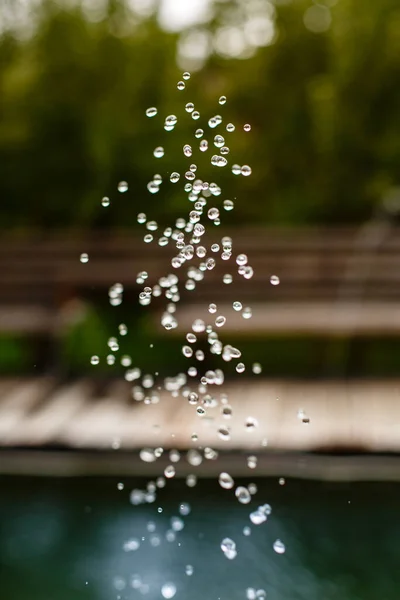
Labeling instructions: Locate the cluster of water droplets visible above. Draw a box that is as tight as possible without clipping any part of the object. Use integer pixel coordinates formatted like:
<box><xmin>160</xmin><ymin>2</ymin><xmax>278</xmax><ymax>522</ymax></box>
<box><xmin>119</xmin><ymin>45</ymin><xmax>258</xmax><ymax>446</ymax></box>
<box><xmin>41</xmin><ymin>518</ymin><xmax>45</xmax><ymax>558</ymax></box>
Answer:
<box><xmin>87</xmin><ymin>71</ymin><xmax>287</xmax><ymax>597</ymax></box>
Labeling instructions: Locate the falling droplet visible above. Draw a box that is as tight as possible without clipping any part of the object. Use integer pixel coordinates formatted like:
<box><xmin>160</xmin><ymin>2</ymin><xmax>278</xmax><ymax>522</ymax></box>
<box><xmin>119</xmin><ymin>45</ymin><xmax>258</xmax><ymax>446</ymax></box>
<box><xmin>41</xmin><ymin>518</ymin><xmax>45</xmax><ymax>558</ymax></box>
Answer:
<box><xmin>195</xmin><ymin>128</ymin><xmax>204</xmax><ymax>138</ymax></box>
<box><xmin>235</xmin><ymin>486</ymin><xmax>251</xmax><ymax>504</ymax></box>
<box><xmin>101</xmin><ymin>196</ymin><xmax>110</xmax><ymax>207</ymax></box>
<box><xmin>244</xmin><ymin>124</ymin><xmax>251</xmax><ymax>131</ymax></box>
<box><xmin>221</xmin><ymin>537</ymin><xmax>237</xmax><ymax>559</ymax></box>
<box><xmin>118</xmin><ymin>181</ymin><xmax>128</xmax><ymax>193</ymax></box>
<box><xmin>215</xmin><ymin>315</ymin><xmax>226</xmax><ymax>328</ymax></box>
<box><xmin>245</xmin><ymin>416</ymin><xmax>258</xmax><ymax>430</ymax></box>
<box><xmin>224</xmin><ymin>199</ymin><xmax>234</xmax><ymax>211</ymax></box>
<box><xmin>183</xmin><ymin>71</ymin><xmax>191</xmax><ymax>80</ymax></box>
<box><xmin>270</xmin><ymin>275</ymin><xmax>280</xmax><ymax>285</ymax></box>
<box><xmin>185</xmin><ymin>102</ymin><xmax>195</xmax><ymax>113</ymax></box>
<box><xmin>164</xmin><ymin>465</ymin><xmax>176</xmax><ymax>479</ymax></box>
<box><xmin>232</xmin><ymin>164</ymin><xmax>241</xmax><ymax>175</ymax></box>
<box><xmin>146</xmin><ymin>107</ymin><xmax>157</xmax><ymax>118</ymax></box>
<box><xmin>177</xmin><ymin>81</ymin><xmax>185</xmax><ymax>90</ymax></box>
<box><xmin>273</xmin><ymin>539</ymin><xmax>286</xmax><ymax>554</ymax></box>
<box><xmin>161</xmin><ymin>582</ymin><xmax>177</xmax><ymax>599</ymax></box>
<box><xmin>90</xmin><ymin>355</ymin><xmax>99</xmax><ymax>365</ymax></box>
<box><xmin>219</xmin><ymin>472</ymin><xmax>234</xmax><ymax>489</ymax></box>
<box><xmin>226</xmin><ymin>123</ymin><xmax>235</xmax><ymax>132</ymax></box>
<box><xmin>154</xmin><ymin>146</ymin><xmax>165</xmax><ymax>158</ymax></box>
<box><xmin>80</xmin><ymin>253</ymin><xmax>89</xmax><ymax>263</ymax></box>
<box><xmin>252</xmin><ymin>362</ymin><xmax>262</xmax><ymax>374</ymax></box>
<box><xmin>241</xmin><ymin>165</ymin><xmax>252</xmax><ymax>176</ymax></box>
<box><xmin>219</xmin><ymin>95</ymin><xmax>227</xmax><ymax>105</ymax></box>
<box><xmin>183</xmin><ymin>144</ymin><xmax>193</xmax><ymax>157</ymax></box>
<box><xmin>170</xmin><ymin>172</ymin><xmax>180</xmax><ymax>183</ymax></box>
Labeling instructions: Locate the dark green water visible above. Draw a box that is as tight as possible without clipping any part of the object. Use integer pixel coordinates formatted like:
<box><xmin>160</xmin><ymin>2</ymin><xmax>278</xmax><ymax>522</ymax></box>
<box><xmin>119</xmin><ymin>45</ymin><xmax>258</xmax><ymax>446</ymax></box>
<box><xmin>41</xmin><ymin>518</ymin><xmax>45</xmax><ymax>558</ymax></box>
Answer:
<box><xmin>0</xmin><ymin>475</ymin><xmax>399</xmax><ymax>600</ymax></box>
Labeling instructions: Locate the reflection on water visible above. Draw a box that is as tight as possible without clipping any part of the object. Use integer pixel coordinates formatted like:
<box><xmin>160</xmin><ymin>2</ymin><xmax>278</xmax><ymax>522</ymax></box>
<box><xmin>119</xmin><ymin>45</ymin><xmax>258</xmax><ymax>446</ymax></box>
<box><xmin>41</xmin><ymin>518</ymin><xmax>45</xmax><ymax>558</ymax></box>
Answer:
<box><xmin>0</xmin><ymin>476</ymin><xmax>399</xmax><ymax>599</ymax></box>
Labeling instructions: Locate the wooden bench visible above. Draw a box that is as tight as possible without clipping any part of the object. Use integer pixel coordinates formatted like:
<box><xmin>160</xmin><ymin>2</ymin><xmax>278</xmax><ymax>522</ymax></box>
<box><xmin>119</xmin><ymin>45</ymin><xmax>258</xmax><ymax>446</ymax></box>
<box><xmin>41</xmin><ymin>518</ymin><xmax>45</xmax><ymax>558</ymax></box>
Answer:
<box><xmin>2</xmin><ymin>226</ymin><xmax>400</xmax><ymax>340</ymax></box>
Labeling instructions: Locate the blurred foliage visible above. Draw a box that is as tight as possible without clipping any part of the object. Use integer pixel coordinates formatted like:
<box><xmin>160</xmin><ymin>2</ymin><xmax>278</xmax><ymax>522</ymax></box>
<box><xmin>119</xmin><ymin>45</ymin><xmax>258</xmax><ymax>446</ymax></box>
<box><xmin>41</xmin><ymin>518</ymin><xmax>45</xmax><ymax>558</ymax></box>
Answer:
<box><xmin>0</xmin><ymin>0</ymin><xmax>400</xmax><ymax>229</ymax></box>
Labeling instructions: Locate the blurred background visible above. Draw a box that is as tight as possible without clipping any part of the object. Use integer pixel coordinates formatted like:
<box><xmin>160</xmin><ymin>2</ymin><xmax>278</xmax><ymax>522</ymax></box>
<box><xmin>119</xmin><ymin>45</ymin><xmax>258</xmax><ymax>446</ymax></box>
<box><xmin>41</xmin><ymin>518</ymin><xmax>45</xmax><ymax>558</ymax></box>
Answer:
<box><xmin>1</xmin><ymin>0</ymin><xmax>400</xmax><ymax>598</ymax></box>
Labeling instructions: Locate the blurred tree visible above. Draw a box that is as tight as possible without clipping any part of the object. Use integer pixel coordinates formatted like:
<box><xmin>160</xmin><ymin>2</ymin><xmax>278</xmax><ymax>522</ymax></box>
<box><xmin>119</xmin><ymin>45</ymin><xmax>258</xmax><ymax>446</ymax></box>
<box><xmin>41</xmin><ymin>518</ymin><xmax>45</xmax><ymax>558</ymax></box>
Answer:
<box><xmin>0</xmin><ymin>0</ymin><xmax>399</xmax><ymax>228</ymax></box>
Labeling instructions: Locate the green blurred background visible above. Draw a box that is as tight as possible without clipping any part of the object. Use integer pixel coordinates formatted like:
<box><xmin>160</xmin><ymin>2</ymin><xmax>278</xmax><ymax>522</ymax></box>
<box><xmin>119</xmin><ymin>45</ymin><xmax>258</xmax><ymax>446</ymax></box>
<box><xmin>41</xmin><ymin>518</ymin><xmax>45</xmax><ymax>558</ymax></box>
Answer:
<box><xmin>2</xmin><ymin>0</ymin><xmax>400</xmax><ymax>377</ymax></box>
<box><xmin>2</xmin><ymin>0</ymin><xmax>400</xmax><ymax>229</ymax></box>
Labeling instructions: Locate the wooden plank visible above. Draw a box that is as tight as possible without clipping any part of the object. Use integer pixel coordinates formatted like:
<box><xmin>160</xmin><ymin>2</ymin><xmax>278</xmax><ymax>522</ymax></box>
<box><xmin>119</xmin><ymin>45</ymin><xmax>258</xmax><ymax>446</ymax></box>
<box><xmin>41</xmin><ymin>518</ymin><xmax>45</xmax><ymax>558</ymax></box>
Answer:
<box><xmin>171</xmin><ymin>302</ymin><xmax>400</xmax><ymax>336</ymax></box>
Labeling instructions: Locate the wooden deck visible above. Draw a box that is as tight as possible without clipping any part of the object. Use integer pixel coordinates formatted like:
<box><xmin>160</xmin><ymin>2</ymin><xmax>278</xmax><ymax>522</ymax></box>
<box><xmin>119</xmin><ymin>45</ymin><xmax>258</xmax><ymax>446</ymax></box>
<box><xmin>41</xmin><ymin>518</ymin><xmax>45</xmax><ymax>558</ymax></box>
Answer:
<box><xmin>0</xmin><ymin>378</ymin><xmax>399</xmax><ymax>453</ymax></box>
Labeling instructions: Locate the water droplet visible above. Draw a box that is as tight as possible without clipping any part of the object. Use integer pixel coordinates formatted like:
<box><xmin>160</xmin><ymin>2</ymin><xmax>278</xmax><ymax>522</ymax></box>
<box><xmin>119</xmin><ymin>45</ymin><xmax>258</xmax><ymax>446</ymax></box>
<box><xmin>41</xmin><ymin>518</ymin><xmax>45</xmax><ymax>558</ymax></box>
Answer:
<box><xmin>242</xmin><ymin>306</ymin><xmax>252</xmax><ymax>319</ymax></box>
<box><xmin>161</xmin><ymin>582</ymin><xmax>177</xmax><ymax>599</ymax></box>
<box><xmin>140</xmin><ymin>448</ymin><xmax>157</xmax><ymax>463</ymax></box>
<box><xmin>208</xmin><ymin>115</ymin><xmax>222</xmax><ymax>128</ymax></box>
<box><xmin>123</xmin><ymin>538</ymin><xmax>140</xmax><ymax>551</ymax></box>
<box><xmin>183</xmin><ymin>71</ymin><xmax>191</xmax><ymax>80</ymax></box>
<box><xmin>215</xmin><ymin>315</ymin><xmax>226</xmax><ymax>328</ymax></box>
<box><xmin>247</xmin><ymin>455</ymin><xmax>258</xmax><ymax>469</ymax></box>
<box><xmin>236</xmin><ymin>254</ymin><xmax>248</xmax><ymax>266</ymax></box>
<box><xmin>279</xmin><ymin>477</ymin><xmax>286</xmax><ymax>485</ymax></box>
<box><xmin>208</xmin><ymin>303</ymin><xmax>217</xmax><ymax>314</ymax></box>
<box><xmin>222</xmin><ymin>405</ymin><xmax>233</xmax><ymax>418</ymax></box>
<box><xmin>101</xmin><ymin>196</ymin><xmax>110</xmax><ymax>207</ymax></box>
<box><xmin>146</xmin><ymin>107</ymin><xmax>157</xmax><ymax>118</ymax></box>
<box><xmin>223</xmin><ymin>199</ymin><xmax>234</xmax><ymax>211</ymax></box>
<box><xmin>185</xmin><ymin>565</ymin><xmax>194</xmax><ymax>576</ymax></box>
<box><xmin>80</xmin><ymin>253</ymin><xmax>89</xmax><ymax>263</ymax></box>
<box><xmin>241</xmin><ymin>165</ymin><xmax>252</xmax><ymax>176</ymax></box>
<box><xmin>250</xmin><ymin>510</ymin><xmax>267</xmax><ymax>525</ymax></box>
<box><xmin>233</xmin><ymin>301</ymin><xmax>242</xmax><ymax>311</ymax></box>
<box><xmin>186</xmin><ymin>474</ymin><xmax>197</xmax><ymax>487</ymax></box>
<box><xmin>137</xmin><ymin>212</ymin><xmax>146</xmax><ymax>224</ymax></box>
<box><xmin>206</xmin><ymin>257</ymin><xmax>215</xmax><ymax>270</ymax></box>
<box><xmin>219</xmin><ymin>472</ymin><xmax>234</xmax><ymax>489</ymax></box>
<box><xmin>226</xmin><ymin>123</ymin><xmax>235</xmax><ymax>132</ymax></box>
<box><xmin>177</xmin><ymin>81</ymin><xmax>185</xmax><ymax>90</ymax></box>
<box><xmin>270</xmin><ymin>275</ymin><xmax>280</xmax><ymax>285</ymax></box>
<box><xmin>218</xmin><ymin>426</ymin><xmax>231</xmax><ymax>441</ymax></box>
<box><xmin>90</xmin><ymin>355</ymin><xmax>99</xmax><ymax>365</ymax></box>
<box><xmin>192</xmin><ymin>318</ymin><xmax>206</xmax><ymax>333</ymax></box>
<box><xmin>246</xmin><ymin>416</ymin><xmax>258</xmax><ymax>430</ymax></box>
<box><xmin>147</xmin><ymin>181</ymin><xmax>159</xmax><ymax>194</ymax></box>
<box><xmin>195</xmin><ymin>128</ymin><xmax>204</xmax><ymax>138</ymax></box>
<box><xmin>192</xmin><ymin>111</ymin><xmax>200</xmax><ymax>120</ymax></box>
<box><xmin>165</xmin><ymin>114</ymin><xmax>178</xmax><ymax>127</ymax></box>
<box><xmin>273</xmin><ymin>539</ymin><xmax>286</xmax><ymax>554</ymax></box>
<box><xmin>244</xmin><ymin>123</ymin><xmax>251</xmax><ymax>131</ymax></box>
<box><xmin>182</xmin><ymin>345</ymin><xmax>193</xmax><ymax>358</ymax></box>
<box><xmin>199</xmin><ymin>140</ymin><xmax>209</xmax><ymax>152</ymax></box>
<box><xmin>221</xmin><ymin>537</ymin><xmax>237</xmax><ymax>559</ymax></box>
<box><xmin>170</xmin><ymin>172</ymin><xmax>180</xmax><ymax>183</ymax></box>
<box><xmin>252</xmin><ymin>362</ymin><xmax>262</xmax><ymax>374</ymax></box>
<box><xmin>219</xmin><ymin>95</ymin><xmax>227</xmax><ymax>105</ymax></box>
<box><xmin>185</xmin><ymin>102</ymin><xmax>194</xmax><ymax>113</ymax></box>
<box><xmin>208</xmin><ymin>207</ymin><xmax>220</xmax><ymax>220</ymax></box>
<box><xmin>232</xmin><ymin>164</ymin><xmax>241</xmax><ymax>175</ymax></box>
<box><xmin>223</xmin><ymin>274</ymin><xmax>233</xmax><ymax>284</ymax></box>
<box><xmin>164</xmin><ymin>465</ymin><xmax>176</xmax><ymax>479</ymax></box>
<box><xmin>235</xmin><ymin>486</ymin><xmax>251</xmax><ymax>504</ymax></box>
<box><xmin>243</xmin><ymin>526</ymin><xmax>251</xmax><ymax>536</ymax></box>
<box><xmin>214</xmin><ymin>134</ymin><xmax>225</xmax><ymax>148</ymax></box>
<box><xmin>211</xmin><ymin>155</ymin><xmax>228</xmax><ymax>167</ymax></box>
<box><xmin>144</xmin><ymin>234</ymin><xmax>153</xmax><ymax>243</ymax></box>
<box><xmin>118</xmin><ymin>181</ymin><xmax>128</xmax><ymax>192</ymax></box>
<box><xmin>154</xmin><ymin>146</ymin><xmax>164</xmax><ymax>158</ymax></box>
